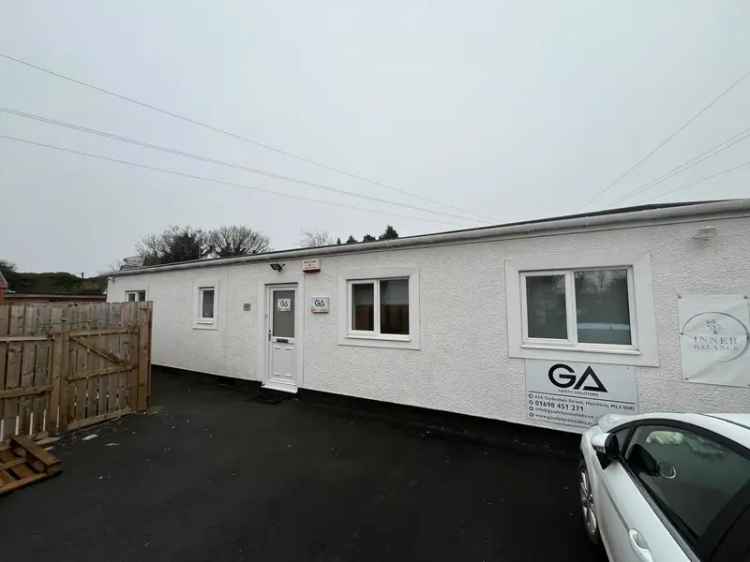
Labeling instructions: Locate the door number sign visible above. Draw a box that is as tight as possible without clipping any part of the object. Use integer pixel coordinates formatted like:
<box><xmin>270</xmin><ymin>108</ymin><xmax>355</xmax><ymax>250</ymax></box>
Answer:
<box><xmin>277</xmin><ymin>298</ymin><xmax>292</xmax><ymax>312</ymax></box>
<box><xmin>311</xmin><ymin>296</ymin><xmax>330</xmax><ymax>313</ymax></box>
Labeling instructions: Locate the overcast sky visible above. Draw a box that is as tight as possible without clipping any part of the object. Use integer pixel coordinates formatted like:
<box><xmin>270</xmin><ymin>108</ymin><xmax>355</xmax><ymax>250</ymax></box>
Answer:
<box><xmin>2</xmin><ymin>1</ymin><xmax>749</xmax><ymax>274</ymax></box>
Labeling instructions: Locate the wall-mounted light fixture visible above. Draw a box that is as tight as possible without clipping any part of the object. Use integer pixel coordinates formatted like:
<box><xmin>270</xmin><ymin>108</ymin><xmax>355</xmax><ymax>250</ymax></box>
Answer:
<box><xmin>692</xmin><ymin>226</ymin><xmax>718</xmax><ymax>241</ymax></box>
<box><xmin>269</xmin><ymin>263</ymin><xmax>285</xmax><ymax>272</ymax></box>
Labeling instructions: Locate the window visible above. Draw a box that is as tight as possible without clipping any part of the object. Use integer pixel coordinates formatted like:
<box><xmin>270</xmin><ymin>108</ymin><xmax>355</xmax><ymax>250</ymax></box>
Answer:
<box><xmin>198</xmin><ymin>286</ymin><xmax>215</xmax><ymax>323</ymax></box>
<box><xmin>272</xmin><ymin>290</ymin><xmax>295</xmax><ymax>338</ymax></box>
<box><xmin>521</xmin><ymin>268</ymin><xmax>634</xmax><ymax>349</ymax></box>
<box><xmin>624</xmin><ymin>424</ymin><xmax>750</xmax><ymax>545</ymax></box>
<box><xmin>352</xmin><ymin>283</ymin><xmax>374</xmax><ymax>331</ymax></box>
<box><xmin>348</xmin><ymin>277</ymin><xmax>409</xmax><ymax>338</ymax></box>
<box><xmin>126</xmin><ymin>290</ymin><xmax>146</xmax><ymax>302</ymax></box>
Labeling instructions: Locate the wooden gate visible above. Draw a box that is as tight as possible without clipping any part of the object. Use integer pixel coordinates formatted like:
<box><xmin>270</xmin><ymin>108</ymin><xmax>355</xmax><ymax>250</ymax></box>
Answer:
<box><xmin>0</xmin><ymin>302</ymin><xmax>151</xmax><ymax>442</ymax></box>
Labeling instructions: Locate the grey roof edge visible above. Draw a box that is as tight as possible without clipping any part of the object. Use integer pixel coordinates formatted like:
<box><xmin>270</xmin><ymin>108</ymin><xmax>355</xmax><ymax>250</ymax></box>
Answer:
<box><xmin>110</xmin><ymin>199</ymin><xmax>750</xmax><ymax>277</ymax></box>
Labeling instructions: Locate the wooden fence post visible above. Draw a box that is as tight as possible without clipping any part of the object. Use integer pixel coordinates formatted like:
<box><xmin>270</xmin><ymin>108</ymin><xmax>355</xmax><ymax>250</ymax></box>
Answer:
<box><xmin>136</xmin><ymin>304</ymin><xmax>151</xmax><ymax>411</ymax></box>
<box><xmin>48</xmin><ymin>331</ymin><xmax>66</xmax><ymax>435</ymax></box>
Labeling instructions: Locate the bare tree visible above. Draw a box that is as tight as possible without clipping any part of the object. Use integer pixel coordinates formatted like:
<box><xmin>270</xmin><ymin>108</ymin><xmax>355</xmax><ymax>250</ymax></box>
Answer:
<box><xmin>300</xmin><ymin>230</ymin><xmax>335</xmax><ymax>248</ymax></box>
<box><xmin>137</xmin><ymin>226</ymin><xmax>210</xmax><ymax>265</ymax></box>
<box><xmin>209</xmin><ymin>226</ymin><xmax>270</xmax><ymax>258</ymax></box>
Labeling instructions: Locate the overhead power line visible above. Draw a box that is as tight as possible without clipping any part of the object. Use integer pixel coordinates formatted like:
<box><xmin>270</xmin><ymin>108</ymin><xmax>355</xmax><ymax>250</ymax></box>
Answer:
<box><xmin>1</xmin><ymin>107</ymin><xmax>483</xmax><ymax>224</ymax></box>
<box><xmin>582</xmin><ymin>67</ymin><xmax>750</xmax><ymax>209</ymax></box>
<box><xmin>0</xmin><ymin>52</ymin><xmax>494</xmax><ymax>223</ymax></box>
<box><xmin>651</xmin><ymin>158</ymin><xmax>750</xmax><ymax>201</ymax></box>
<box><xmin>610</xmin><ymin>126</ymin><xmax>750</xmax><ymax>206</ymax></box>
<box><xmin>0</xmin><ymin>134</ymin><xmax>465</xmax><ymax>227</ymax></box>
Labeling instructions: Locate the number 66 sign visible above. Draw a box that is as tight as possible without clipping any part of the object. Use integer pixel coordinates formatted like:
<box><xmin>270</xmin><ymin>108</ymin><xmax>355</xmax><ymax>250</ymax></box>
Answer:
<box><xmin>311</xmin><ymin>297</ymin><xmax>330</xmax><ymax>313</ymax></box>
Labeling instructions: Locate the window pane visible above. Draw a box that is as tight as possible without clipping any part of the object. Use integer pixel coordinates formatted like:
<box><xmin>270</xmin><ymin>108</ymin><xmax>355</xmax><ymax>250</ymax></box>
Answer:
<box><xmin>525</xmin><ymin>275</ymin><xmax>567</xmax><ymax>339</ymax></box>
<box><xmin>272</xmin><ymin>290</ymin><xmax>294</xmax><ymax>337</ymax></box>
<box><xmin>380</xmin><ymin>279</ymin><xmax>409</xmax><ymax>335</ymax></box>
<box><xmin>201</xmin><ymin>288</ymin><xmax>215</xmax><ymax>319</ymax></box>
<box><xmin>626</xmin><ymin>425</ymin><xmax>750</xmax><ymax>541</ymax></box>
<box><xmin>137</xmin><ymin>290</ymin><xmax>146</xmax><ymax>302</ymax></box>
<box><xmin>127</xmin><ymin>292</ymin><xmax>136</xmax><ymax>302</ymax></box>
<box><xmin>575</xmin><ymin>269</ymin><xmax>631</xmax><ymax>345</ymax></box>
<box><xmin>352</xmin><ymin>283</ymin><xmax>374</xmax><ymax>331</ymax></box>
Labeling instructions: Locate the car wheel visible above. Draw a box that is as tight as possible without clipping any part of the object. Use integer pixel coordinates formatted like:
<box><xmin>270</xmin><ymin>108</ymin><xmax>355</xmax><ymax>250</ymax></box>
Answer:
<box><xmin>578</xmin><ymin>459</ymin><xmax>601</xmax><ymax>545</ymax></box>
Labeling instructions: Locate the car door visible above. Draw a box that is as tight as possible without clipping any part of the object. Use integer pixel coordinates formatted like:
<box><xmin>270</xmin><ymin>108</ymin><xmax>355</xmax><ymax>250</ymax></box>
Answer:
<box><xmin>594</xmin><ymin>426</ymin><xmax>690</xmax><ymax>562</ymax></box>
<box><xmin>617</xmin><ymin>423</ymin><xmax>750</xmax><ymax>561</ymax></box>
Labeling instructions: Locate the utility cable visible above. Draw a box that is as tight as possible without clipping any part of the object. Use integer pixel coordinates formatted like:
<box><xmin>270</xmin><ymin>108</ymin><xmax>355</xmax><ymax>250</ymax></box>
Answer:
<box><xmin>0</xmin><ymin>52</ymin><xmax>494</xmax><ymax>222</ymax></box>
<box><xmin>582</xmin><ymin>68</ymin><xmax>750</xmax><ymax>209</ymax></box>
<box><xmin>610</xmin><ymin>126</ymin><xmax>750</xmax><ymax>206</ymax></box>
<box><xmin>0</xmin><ymin>134</ymin><xmax>465</xmax><ymax>227</ymax></box>
<box><xmin>1</xmin><ymin>107</ymin><xmax>483</xmax><ymax>224</ymax></box>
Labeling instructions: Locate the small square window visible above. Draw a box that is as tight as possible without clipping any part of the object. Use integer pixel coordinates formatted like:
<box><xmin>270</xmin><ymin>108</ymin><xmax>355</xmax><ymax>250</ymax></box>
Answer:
<box><xmin>126</xmin><ymin>290</ymin><xmax>146</xmax><ymax>302</ymax></box>
<box><xmin>348</xmin><ymin>277</ymin><xmax>410</xmax><ymax>339</ymax></box>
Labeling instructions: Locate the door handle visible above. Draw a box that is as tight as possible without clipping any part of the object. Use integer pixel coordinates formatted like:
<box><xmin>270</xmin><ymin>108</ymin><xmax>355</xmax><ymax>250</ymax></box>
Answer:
<box><xmin>628</xmin><ymin>530</ymin><xmax>653</xmax><ymax>562</ymax></box>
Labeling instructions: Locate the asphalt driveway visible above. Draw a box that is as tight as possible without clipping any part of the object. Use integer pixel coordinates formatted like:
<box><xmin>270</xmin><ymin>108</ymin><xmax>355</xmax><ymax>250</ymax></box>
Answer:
<box><xmin>0</xmin><ymin>368</ymin><xmax>605</xmax><ymax>562</ymax></box>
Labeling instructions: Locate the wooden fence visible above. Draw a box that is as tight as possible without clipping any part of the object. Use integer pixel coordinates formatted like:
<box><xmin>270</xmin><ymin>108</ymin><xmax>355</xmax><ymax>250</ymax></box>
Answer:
<box><xmin>0</xmin><ymin>302</ymin><xmax>152</xmax><ymax>442</ymax></box>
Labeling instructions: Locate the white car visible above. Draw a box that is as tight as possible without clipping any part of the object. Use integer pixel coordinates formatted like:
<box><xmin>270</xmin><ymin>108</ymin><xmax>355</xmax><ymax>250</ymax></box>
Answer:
<box><xmin>579</xmin><ymin>413</ymin><xmax>750</xmax><ymax>562</ymax></box>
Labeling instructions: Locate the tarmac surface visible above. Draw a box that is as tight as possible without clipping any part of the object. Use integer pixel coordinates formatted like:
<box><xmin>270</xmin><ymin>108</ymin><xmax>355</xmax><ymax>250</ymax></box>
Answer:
<box><xmin>0</xmin><ymin>368</ymin><xmax>606</xmax><ymax>561</ymax></box>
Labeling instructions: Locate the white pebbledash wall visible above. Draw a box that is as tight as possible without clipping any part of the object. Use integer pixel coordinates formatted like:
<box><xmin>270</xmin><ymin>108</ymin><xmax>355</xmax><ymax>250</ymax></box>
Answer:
<box><xmin>108</xmin><ymin>208</ymin><xmax>750</xmax><ymax>431</ymax></box>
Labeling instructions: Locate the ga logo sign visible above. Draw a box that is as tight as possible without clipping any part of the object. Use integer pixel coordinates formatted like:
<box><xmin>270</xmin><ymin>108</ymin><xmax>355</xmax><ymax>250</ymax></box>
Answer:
<box><xmin>547</xmin><ymin>363</ymin><xmax>608</xmax><ymax>393</ymax></box>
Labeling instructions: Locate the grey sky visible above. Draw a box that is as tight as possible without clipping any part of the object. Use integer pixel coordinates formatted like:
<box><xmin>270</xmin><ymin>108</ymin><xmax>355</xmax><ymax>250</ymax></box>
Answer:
<box><xmin>2</xmin><ymin>1</ymin><xmax>749</xmax><ymax>274</ymax></box>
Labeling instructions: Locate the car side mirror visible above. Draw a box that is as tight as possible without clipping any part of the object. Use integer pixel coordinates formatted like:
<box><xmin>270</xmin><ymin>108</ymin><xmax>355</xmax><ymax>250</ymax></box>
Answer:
<box><xmin>629</xmin><ymin>444</ymin><xmax>660</xmax><ymax>477</ymax></box>
<box><xmin>591</xmin><ymin>432</ymin><xmax>619</xmax><ymax>468</ymax></box>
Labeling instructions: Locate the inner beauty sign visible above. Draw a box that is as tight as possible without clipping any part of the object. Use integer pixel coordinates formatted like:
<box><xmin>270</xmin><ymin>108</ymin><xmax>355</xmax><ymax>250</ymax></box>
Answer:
<box><xmin>679</xmin><ymin>295</ymin><xmax>750</xmax><ymax>387</ymax></box>
<box><xmin>525</xmin><ymin>360</ymin><xmax>638</xmax><ymax>433</ymax></box>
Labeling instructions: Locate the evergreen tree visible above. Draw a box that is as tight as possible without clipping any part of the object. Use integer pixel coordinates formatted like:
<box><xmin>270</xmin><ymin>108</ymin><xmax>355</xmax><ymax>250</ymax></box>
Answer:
<box><xmin>378</xmin><ymin>225</ymin><xmax>399</xmax><ymax>240</ymax></box>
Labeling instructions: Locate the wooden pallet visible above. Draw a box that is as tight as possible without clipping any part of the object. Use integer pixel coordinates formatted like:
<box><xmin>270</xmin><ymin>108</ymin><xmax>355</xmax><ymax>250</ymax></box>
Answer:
<box><xmin>0</xmin><ymin>435</ymin><xmax>62</xmax><ymax>495</ymax></box>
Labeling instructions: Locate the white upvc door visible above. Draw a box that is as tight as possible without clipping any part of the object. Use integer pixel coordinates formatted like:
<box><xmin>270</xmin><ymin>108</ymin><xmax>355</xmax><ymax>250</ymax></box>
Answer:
<box><xmin>264</xmin><ymin>286</ymin><xmax>298</xmax><ymax>393</ymax></box>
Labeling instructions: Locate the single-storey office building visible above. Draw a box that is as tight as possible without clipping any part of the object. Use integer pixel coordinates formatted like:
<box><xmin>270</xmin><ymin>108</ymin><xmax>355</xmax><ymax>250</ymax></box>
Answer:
<box><xmin>108</xmin><ymin>200</ymin><xmax>750</xmax><ymax>433</ymax></box>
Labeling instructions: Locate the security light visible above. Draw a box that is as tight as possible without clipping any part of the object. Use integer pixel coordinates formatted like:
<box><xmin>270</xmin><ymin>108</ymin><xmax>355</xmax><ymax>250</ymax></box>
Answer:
<box><xmin>692</xmin><ymin>226</ymin><xmax>717</xmax><ymax>241</ymax></box>
<box><xmin>269</xmin><ymin>263</ymin><xmax>284</xmax><ymax>272</ymax></box>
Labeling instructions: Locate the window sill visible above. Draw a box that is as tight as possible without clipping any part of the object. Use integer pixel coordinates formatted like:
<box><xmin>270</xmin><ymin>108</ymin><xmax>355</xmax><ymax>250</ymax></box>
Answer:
<box><xmin>339</xmin><ymin>333</ymin><xmax>419</xmax><ymax>350</ymax></box>
<box><xmin>347</xmin><ymin>333</ymin><xmax>411</xmax><ymax>342</ymax></box>
<box><xmin>521</xmin><ymin>343</ymin><xmax>641</xmax><ymax>356</ymax></box>
<box><xmin>193</xmin><ymin>322</ymin><xmax>218</xmax><ymax>331</ymax></box>
<box><xmin>512</xmin><ymin>342</ymin><xmax>656</xmax><ymax>367</ymax></box>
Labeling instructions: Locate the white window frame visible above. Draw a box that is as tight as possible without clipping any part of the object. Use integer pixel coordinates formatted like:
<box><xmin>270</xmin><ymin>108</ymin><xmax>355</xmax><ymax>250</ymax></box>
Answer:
<box><xmin>338</xmin><ymin>267</ymin><xmax>420</xmax><ymax>350</ymax></box>
<box><xmin>125</xmin><ymin>290</ymin><xmax>146</xmax><ymax>302</ymax></box>
<box><xmin>198</xmin><ymin>286</ymin><xmax>216</xmax><ymax>323</ymax></box>
<box><xmin>193</xmin><ymin>282</ymin><xmax>220</xmax><ymax>330</ymax></box>
<box><xmin>505</xmin><ymin>252</ymin><xmax>659</xmax><ymax>367</ymax></box>
<box><xmin>348</xmin><ymin>277</ymin><xmax>410</xmax><ymax>342</ymax></box>
<box><xmin>519</xmin><ymin>267</ymin><xmax>638</xmax><ymax>353</ymax></box>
